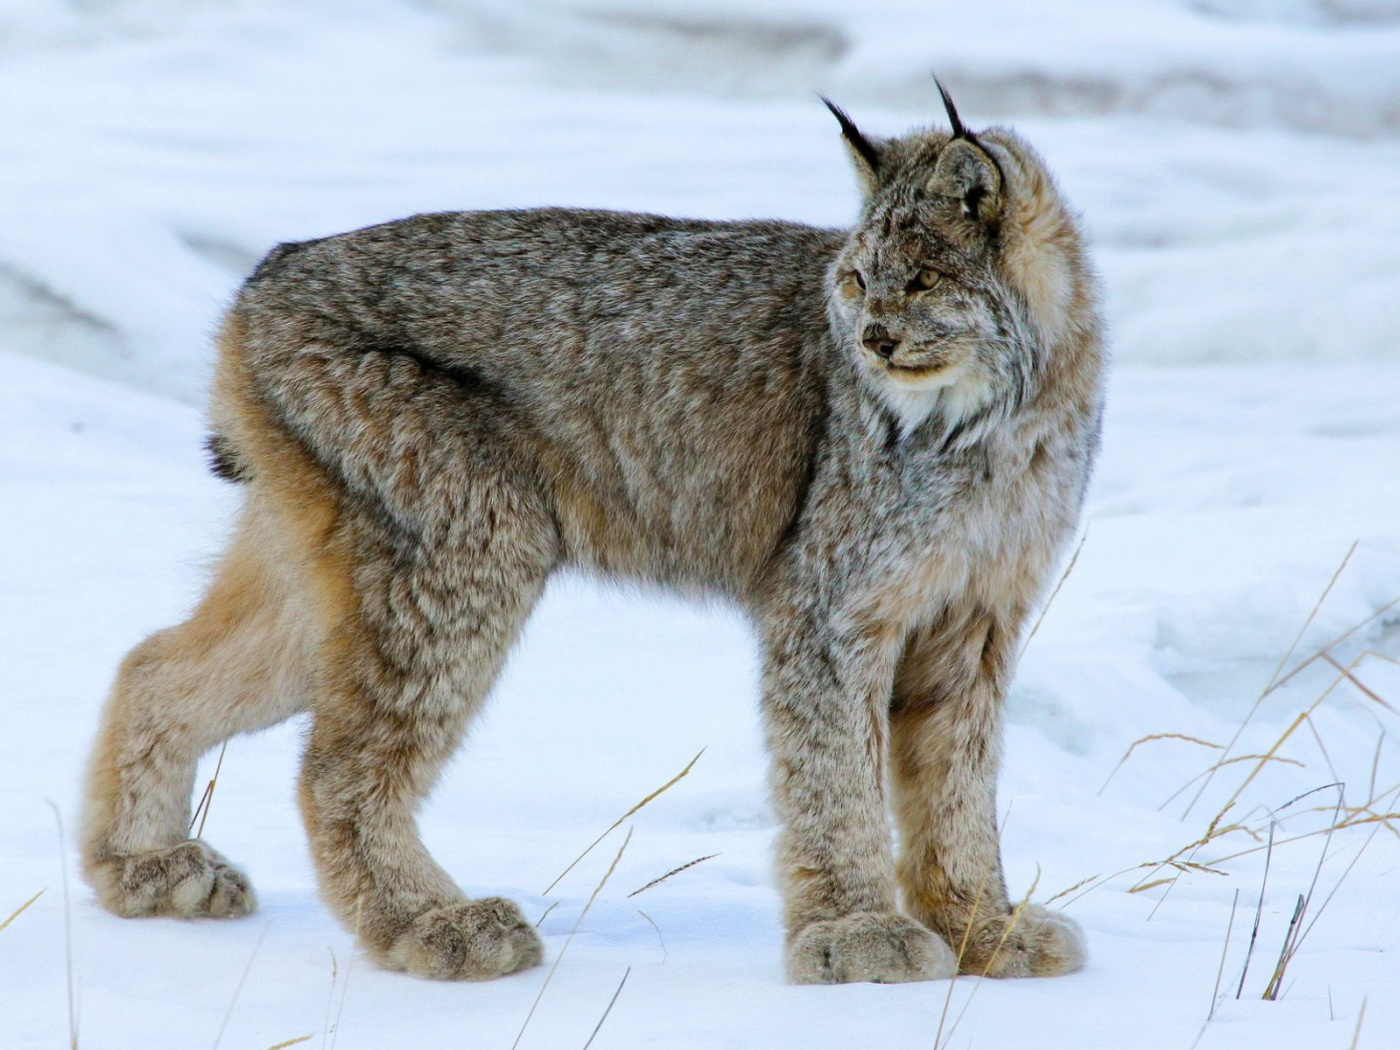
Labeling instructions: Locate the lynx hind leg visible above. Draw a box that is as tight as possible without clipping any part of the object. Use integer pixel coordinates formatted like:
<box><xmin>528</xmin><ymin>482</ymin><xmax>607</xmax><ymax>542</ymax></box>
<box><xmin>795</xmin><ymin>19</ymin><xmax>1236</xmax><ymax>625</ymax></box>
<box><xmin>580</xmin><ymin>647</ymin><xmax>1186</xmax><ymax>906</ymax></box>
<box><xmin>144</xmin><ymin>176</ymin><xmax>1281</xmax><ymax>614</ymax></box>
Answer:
<box><xmin>293</xmin><ymin>475</ymin><xmax>556</xmax><ymax>980</ymax></box>
<box><xmin>890</xmin><ymin>611</ymin><xmax>1085</xmax><ymax>978</ymax></box>
<box><xmin>81</xmin><ymin>494</ymin><xmax>316</xmax><ymax>919</ymax></box>
<box><xmin>226</xmin><ymin>335</ymin><xmax>563</xmax><ymax>981</ymax></box>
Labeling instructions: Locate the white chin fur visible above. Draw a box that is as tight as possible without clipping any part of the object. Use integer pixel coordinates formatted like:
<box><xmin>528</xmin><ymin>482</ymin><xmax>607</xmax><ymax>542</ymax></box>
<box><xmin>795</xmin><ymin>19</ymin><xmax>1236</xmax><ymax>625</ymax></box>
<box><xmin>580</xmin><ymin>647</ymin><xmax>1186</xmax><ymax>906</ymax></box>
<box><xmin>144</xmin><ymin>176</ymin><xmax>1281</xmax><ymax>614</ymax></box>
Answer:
<box><xmin>876</xmin><ymin>368</ymin><xmax>990</xmax><ymax>439</ymax></box>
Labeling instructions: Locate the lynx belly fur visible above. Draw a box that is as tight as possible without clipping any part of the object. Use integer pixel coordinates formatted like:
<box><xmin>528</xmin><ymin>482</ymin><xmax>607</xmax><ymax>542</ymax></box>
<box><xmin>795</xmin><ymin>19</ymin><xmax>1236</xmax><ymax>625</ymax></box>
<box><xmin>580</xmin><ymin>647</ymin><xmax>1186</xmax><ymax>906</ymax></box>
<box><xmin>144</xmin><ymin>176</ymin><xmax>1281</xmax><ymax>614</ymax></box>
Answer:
<box><xmin>82</xmin><ymin>87</ymin><xmax>1104</xmax><ymax>984</ymax></box>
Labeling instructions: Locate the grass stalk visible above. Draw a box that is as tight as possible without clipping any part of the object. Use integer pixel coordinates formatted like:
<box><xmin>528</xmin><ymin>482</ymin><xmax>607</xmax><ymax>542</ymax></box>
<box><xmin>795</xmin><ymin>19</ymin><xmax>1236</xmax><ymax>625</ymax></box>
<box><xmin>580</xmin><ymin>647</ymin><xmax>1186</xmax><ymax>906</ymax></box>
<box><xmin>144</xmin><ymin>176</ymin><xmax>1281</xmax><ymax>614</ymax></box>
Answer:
<box><xmin>542</xmin><ymin>750</ymin><xmax>702</xmax><ymax>896</ymax></box>
<box><xmin>635</xmin><ymin>910</ymin><xmax>667</xmax><ymax>963</ymax></box>
<box><xmin>1020</xmin><ymin>528</ymin><xmax>1087</xmax><ymax>655</ymax></box>
<box><xmin>190</xmin><ymin>740</ymin><xmax>229</xmax><ymax>838</ymax></box>
<box><xmin>212</xmin><ymin>923</ymin><xmax>270</xmax><ymax>1050</ymax></box>
<box><xmin>1348</xmin><ymin>996</ymin><xmax>1369</xmax><ymax>1050</ymax></box>
<box><xmin>0</xmin><ymin>888</ymin><xmax>46</xmax><ymax>933</ymax></box>
<box><xmin>580</xmin><ymin>967</ymin><xmax>631</xmax><ymax>1050</ymax></box>
<box><xmin>626</xmin><ymin>854</ymin><xmax>718</xmax><ymax>898</ymax></box>
<box><xmin>932</xmin><ymin>871</ymin><xmax>991</xmax><ymax>1050</ymax></box>
<box><xmin>1098</xmin><ymin>734</ymin><xmax>1221</xmax><ymax>797</ymax></box>
<box><xmin>1207</xmin><ymin>889</ymin><xmax>1239</xmax><ymax>1021</ymax></box>
<box><xmin>1182</xmin><ymin>542</ymin><xmax>1357</xmax><ymax>819</ymax></box>
<box><xmin>514</xmin><ymin>828</ymin><xmax>633</xmax><ymax>1050</ymax></box>
<box><xmin>44</xmin><ymin>801</ymin><xmax>78</xmax><ymax>1050</ymax></box>
<box><xmin>940</xmin><ymin>871</ymin><xmax>1043</xmax><ymax>1049</ymax></box>
<box><xmin>1235</xmin><ymin>822</ymin><xmax>1274</xmax><ymax>998</ymax></box>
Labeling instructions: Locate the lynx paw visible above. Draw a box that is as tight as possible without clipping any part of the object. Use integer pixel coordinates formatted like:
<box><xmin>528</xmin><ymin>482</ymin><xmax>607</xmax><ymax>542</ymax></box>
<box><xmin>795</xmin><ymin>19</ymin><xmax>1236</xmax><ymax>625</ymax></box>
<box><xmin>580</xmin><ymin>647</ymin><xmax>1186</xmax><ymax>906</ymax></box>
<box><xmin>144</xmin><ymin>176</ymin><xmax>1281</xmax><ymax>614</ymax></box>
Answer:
<box><xmin>786</xmin><ymin>912</ymin><xmax>957</xmax><ymax>984</ymax></box>
<box><xmin>385</xmin><ymin>898</ymin><xmax>543</xmax><ymax>980</ymax></box>
<box><xmin>89</xmin><ymin>840</ymin><xmax>256</xmax><ymax>919</ymax></box>
<box><xmin>957</xmin><ymin>904</ymin><xmax>1085</xmax><ymax>977</ymax></box>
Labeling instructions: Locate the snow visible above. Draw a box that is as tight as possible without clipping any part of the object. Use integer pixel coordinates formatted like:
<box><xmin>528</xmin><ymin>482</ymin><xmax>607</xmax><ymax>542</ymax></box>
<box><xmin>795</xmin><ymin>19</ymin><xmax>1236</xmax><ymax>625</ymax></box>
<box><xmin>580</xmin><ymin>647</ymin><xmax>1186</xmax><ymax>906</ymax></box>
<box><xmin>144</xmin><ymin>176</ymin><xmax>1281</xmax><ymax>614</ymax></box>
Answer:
<box><xmin>2</xmin><ymin>2</ymin><xmax>1398</xmax><ymax>1047</ymax></box>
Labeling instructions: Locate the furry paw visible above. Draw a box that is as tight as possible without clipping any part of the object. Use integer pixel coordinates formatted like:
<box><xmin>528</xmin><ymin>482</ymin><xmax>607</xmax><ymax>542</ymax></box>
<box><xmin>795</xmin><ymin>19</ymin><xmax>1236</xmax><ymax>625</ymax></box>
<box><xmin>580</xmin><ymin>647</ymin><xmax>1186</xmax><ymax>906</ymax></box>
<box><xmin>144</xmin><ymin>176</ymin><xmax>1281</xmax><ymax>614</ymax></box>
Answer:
<box><xmin>385</xmin><ymin>898</ymin><xmax>544</xmax><ymax>980</ymax></box>
<box><xmin>89</xmin><ymin>840</ymin><xmax>256</xmax><ymax>919</ymax></box>
<box><xmin>786</xmin><ymin>912</ymin><xmax>957</xmax><ymax>984</ymax></box>
<box><xmin>957</xmin><ymin>904</ymin><xmax>1085</xmax><ymax>977</ymax></box>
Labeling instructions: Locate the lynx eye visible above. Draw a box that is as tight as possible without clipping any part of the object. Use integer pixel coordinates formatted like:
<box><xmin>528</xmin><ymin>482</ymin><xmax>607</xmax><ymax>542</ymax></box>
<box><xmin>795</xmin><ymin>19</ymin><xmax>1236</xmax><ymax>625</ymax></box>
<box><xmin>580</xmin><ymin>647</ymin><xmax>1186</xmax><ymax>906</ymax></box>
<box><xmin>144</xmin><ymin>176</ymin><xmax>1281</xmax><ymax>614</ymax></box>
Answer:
<box><xmin>909</xmin><ymin>268</ymin><xmax>942</xmax><ymax>293</ymax></box>
<box><xmin>840</xmin><ymin>270</ymin><xmax>867</xmax><ymax>298</ymax></box>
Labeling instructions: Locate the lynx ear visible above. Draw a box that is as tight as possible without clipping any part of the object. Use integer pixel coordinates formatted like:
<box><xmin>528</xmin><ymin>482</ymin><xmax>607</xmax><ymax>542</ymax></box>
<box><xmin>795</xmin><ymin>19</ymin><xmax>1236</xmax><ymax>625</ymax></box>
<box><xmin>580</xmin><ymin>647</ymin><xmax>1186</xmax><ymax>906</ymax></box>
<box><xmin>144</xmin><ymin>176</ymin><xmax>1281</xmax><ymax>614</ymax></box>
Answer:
<box><xmin>821</xmin><ymin>96</ymin><xmax>881</xmax><ymax>197</ymax></box>
<box><xmin>928</xmin><ymin>79</ymin><xmax>1004</xmax><ymax>223</ymax></box>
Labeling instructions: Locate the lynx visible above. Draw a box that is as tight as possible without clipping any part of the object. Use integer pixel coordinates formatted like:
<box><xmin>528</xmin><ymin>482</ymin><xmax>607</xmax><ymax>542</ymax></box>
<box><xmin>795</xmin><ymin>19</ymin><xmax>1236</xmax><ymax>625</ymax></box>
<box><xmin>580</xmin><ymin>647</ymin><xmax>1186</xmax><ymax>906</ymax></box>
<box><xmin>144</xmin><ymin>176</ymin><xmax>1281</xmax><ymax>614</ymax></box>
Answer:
<box><xmin>82</xmin><ymin>86</ymin><xmax>1104</xmax><ymax>985</ymax></box>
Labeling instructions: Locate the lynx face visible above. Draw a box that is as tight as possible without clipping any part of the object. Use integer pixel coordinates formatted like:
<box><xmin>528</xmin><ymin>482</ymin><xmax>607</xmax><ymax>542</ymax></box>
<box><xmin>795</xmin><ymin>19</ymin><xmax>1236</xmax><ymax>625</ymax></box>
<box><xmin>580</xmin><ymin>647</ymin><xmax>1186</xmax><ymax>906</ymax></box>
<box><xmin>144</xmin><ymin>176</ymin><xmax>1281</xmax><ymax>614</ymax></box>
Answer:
<box><xmin>823</xmin><ymin>91</ymin><xmax>1081</xmax><ymax>439</ymax></box>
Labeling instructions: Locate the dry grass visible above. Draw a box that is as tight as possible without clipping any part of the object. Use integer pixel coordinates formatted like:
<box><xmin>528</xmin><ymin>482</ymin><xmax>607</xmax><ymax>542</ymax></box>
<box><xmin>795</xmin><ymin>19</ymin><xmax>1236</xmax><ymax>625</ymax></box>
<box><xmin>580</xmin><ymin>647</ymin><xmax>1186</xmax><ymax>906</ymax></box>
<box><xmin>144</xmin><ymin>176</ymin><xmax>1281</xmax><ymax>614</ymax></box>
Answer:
<box><xmin>189</xmin><ymin>740</ymin><xmax>229</xmax><ymax>838</ymax></box>
<box><xmin>1021</xmin><ymin>528</ymin><xmax>1087</xmax><ymax>656</ymax></box>
<box><xmin>1097</xmin><ymin>733</ymin><xmax>1221</xmax><ymax>797</ymax></box>
<box><xmin>1065</xmin><ymin>552</ymin><xmax>1400</xmax><ymax>930</ymax></box>
<box><xmin>0</xmin><ymin>888</ymin><xmax>46</xmax><ymax>933</ymax></box>
<box><xmin>932</xmin><ymin>868</ymin><xmax>1043</xmax><ymax>1050</ymax></box>
<box><xmin>513</xmin><ymin>828</ymin><xmax>633</xmax><ymax>1050</ymax></box>
<box><xmin>580</xmin><ymin>967</ymin><xmax>631</xmax><ymax>1050</ymax></box>
<box><xmin>626</xmin><ymin>854</ymin><xmax>718</xmax><ymax>898</ymax></box>
<box><xmin>212</xmin><ymin>923</ymin><xmax>270</xmax><ymax>1050</ymax></box>
<box><xmin>1207</xmin><ymin>888</ymin><xmax>1240</xmax><ymax>1021</ymax></box>
<box><xmin>1348</xmin><ymin>996</ymin><xmax>1369</xmax><ymax>1050</ymax></box>
<box><xmin>1181</xmin><ymin>542</ymin><xmax>1359</xmax><ymax>820</ymax></box>
<box><xmin>44</xmin><ymin>801</ymin><xmax>78</xmax><ymax>1050</ymax></box>
<box><xmin>1074</xmin><ymin>545</ymin><xmax>1399</xmax><ymax>1034</ymax></box>
<box><xmin>541</xmin><ymin>748</ymin><xmax>703</xmax><ymax>896</ymax></box>
<box><xmin>634</xmin><ymin>909</ymin><xmax>667</xmax><ymax>963</ymax></box>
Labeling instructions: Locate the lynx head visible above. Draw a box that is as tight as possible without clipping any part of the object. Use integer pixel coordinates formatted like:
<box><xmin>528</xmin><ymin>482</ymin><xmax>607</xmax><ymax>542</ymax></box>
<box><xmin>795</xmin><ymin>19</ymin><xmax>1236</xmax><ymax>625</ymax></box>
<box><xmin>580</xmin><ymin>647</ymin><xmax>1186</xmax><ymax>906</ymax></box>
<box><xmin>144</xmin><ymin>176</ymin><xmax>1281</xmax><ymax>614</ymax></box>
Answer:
<box><xmin>822</xmin><ymin>84</ymin><xmax>1096</xmax><ymax>440</ymax></box>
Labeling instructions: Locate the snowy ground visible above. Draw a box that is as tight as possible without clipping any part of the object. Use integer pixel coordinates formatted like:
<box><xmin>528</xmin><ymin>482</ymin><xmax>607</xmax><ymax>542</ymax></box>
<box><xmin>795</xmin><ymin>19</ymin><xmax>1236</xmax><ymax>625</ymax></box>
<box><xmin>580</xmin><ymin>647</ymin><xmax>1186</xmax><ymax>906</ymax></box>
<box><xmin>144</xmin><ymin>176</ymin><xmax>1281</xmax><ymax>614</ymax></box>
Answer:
<box><xmin>3</xmin><ymin>2</ymin><xmax>1399</xmax><ymax>1048</ymax></box>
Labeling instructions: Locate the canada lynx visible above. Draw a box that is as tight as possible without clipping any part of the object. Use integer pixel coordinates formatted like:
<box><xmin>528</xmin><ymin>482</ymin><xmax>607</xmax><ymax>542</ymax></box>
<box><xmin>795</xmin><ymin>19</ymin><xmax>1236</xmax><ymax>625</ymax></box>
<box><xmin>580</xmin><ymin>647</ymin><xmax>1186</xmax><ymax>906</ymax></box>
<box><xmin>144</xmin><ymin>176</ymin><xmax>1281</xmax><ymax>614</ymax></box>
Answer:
<box><xmin>82</xmin><ymin>86</ymin><xmax>1104</xmax><ymax>984</ymax></box>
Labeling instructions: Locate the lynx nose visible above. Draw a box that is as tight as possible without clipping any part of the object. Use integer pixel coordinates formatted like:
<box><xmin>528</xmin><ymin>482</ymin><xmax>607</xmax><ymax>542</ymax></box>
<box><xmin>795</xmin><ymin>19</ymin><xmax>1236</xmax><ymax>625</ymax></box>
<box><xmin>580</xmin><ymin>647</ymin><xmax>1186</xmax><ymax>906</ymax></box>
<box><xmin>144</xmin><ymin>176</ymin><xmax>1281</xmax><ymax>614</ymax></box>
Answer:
<box><xmin>862</xmin><ymin>325</ymin><xmax>898</xmax><ymax>360</ymax></box>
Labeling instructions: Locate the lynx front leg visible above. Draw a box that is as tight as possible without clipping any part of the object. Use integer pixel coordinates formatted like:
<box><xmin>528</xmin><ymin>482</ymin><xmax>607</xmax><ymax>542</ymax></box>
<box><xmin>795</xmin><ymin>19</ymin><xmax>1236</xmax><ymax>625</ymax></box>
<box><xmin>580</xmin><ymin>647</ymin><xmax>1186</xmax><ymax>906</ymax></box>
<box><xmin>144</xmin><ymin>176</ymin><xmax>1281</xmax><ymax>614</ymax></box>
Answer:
<box><xmin>891</xmin><ymin>608</ymin><xmax>1084</xmax><ymax>977</ymax></box>
<box><xmin>297</xmin><ymin>486</ymin><xmax>557</xmax><ymax>981</ymax></box>
<box><xmin>760</xmin><ymin>617</ymin><xmax>957</xmax><ymax>985</ymax></box>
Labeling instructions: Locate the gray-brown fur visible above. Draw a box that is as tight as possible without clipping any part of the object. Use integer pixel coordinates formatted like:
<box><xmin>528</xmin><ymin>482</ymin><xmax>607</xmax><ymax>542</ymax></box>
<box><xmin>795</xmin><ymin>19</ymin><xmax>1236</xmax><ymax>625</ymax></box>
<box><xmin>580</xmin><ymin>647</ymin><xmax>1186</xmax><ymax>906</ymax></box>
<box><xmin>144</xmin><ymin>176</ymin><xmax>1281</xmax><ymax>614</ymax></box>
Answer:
<box><xmin>81</xmin><ymin>97</ymin><xmax>1104</xmax><ymax>984</ymax></box>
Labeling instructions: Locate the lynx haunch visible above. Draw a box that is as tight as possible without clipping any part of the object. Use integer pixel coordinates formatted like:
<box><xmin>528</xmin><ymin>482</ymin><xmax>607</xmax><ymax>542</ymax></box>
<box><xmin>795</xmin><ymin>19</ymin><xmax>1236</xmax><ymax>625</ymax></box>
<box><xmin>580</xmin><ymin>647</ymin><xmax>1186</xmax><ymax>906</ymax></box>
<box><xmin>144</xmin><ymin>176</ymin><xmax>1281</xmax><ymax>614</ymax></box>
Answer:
<box><xmin>82</xmin><ymin>86</ymin><xmax>1105</xmax><ymax>984</ymax></box>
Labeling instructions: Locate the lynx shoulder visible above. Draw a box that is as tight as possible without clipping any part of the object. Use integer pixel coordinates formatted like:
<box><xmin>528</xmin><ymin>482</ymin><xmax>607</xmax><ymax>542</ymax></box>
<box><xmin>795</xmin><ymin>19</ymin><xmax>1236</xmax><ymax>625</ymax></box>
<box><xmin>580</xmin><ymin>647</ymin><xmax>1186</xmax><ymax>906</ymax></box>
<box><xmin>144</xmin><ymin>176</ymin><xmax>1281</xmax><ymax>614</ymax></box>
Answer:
<box><xmin>82</xmin><ymin>87</ymin><xmax>1104</xmax><ymax>985</ymax></box>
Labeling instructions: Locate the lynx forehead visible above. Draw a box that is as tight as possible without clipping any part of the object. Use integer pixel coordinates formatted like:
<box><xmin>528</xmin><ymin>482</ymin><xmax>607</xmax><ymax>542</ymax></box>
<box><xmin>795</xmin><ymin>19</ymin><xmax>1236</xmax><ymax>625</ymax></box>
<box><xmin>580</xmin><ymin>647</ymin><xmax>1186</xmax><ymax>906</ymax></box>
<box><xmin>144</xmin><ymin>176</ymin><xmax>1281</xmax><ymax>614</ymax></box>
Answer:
<box><xmin>81</xmin><ymin>85</ymin><xmax>1105</xmax><ymax>987</ymax></box>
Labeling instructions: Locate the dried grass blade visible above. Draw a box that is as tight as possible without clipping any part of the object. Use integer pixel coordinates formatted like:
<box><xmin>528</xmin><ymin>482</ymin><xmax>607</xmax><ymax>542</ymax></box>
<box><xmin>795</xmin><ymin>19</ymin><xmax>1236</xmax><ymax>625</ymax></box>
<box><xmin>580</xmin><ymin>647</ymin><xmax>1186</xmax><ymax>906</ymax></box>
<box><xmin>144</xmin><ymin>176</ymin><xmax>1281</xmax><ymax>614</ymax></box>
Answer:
<box><xmin>0</xmin><ymin>888</ymin><xmax>46</xmax><ymax>933</ymax></box>
<box><xmin>1183</xmin><ymin>542</ymin><xmax>1356</xmax><ymax>818</ymax></box>
<box><xmin>1368</xmin><ymin>731</ymin><xmax>1385</xmax><ymax>802</ymax></box>
<box><xmin>932</xmin><ymin>871</ymin><xmax>991</xmax><ymax>1050</ymax></box>
<box><xmin>514</xmin><ymin>829</ymin><xmax>633</xmax><ymax>1050</ymax></box>
<box><xmin>190</xmin><ymin>740</ymin><xmax>229</xmax><ymax>838</ymax></box>
<box><xmin>1235</xmin><ymin>821</ymin><xmax>1274</xmax><ymax>998</ymax></box>
<box><xmin>1098</xmin><ymin>733</ymin><xmax>1221</xmax><ymax>796</ymax></box>
<box><xmin>1021</xmin><ymin>529</ymin><xmax>1087</xmax><ymax>654</ymax></box>
<box><xmin>1322</xmin><ymin>652</ymin><xmax>1398</xmax><ymax>713</ymax></box>
<box><xmin>1349</xmin><ymin>996</ymin><xmax>1369</xmax><ymax>1050</ymax></box>
<box><xmin>1045</xmin><ymin>873</ymin><xmax>1098</xmax><ymax>905</ymax></box>
<box><xmin>626</xmin><ymin>854</ymin><xmax>718</xmax><ymax>898</ymax></box>
<box><xmin>1208</xmin><ymin>889</ymin><xmax>1240</xmax><ymax>1020</ymax></box>
<box><xmin>1292</xmin><ymin>787</ymin><xmax>1400</xmax><ymax>957</ymax></box>
<box><xmin>44</xmin><ymin>801</ymin><xmax>78</xmax><ymax>1050</ymax></box>
<box><xmin>942</xmin><ymin>870</ymin><xmax>1044</xmax><ymax>1047</ymax></box>
<box><xmin>1269</xmin><ymin>594</ymin><xmax>1400</xmax><ymax>695</ymax></box>
<box><xmin>213</xmin><ymin>923</ymin><xmax>271</xmax><ymax>1050</ymax></box>
<box><xmin>635</xmin><ymin>909</ymin><xmax>667</xmax><ymax>963</ymax></box>
<box><xmin>1262</xmin><ymin>894</ymin><xmax>1305</xmax><ymax>1000</ymax></box>
<box><xmin>542</xmin><ymin>750</ymin><xmax>703</xmax><ymax>895</ymax></box>
<box><xmin>580</xmin><ymin>967</ymin><xmax>631</xmax><ymax>1050</ymax></box>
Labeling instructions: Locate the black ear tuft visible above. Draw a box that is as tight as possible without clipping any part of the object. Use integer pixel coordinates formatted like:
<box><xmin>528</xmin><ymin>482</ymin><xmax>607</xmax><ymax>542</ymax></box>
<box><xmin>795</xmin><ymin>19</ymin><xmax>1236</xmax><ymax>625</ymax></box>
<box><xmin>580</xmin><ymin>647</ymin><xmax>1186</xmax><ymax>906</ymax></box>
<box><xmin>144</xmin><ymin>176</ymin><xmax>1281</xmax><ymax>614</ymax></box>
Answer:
<box><xmin>934</xmin><ymin>76</ymin><xmax>967</xmax><ymax>141</ymax></box>
<box><xmin>820</xmin><ymin>95</ymin><xmax>881</xmax><ymax>178</ymax></box>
